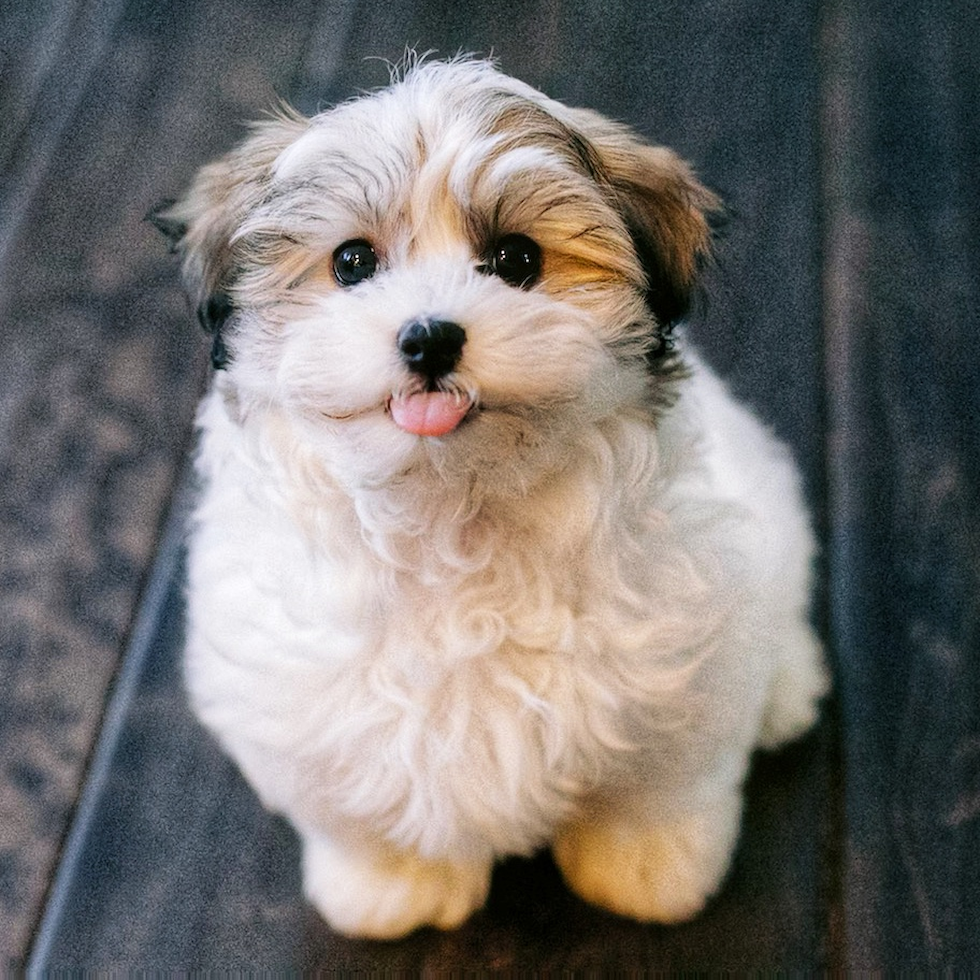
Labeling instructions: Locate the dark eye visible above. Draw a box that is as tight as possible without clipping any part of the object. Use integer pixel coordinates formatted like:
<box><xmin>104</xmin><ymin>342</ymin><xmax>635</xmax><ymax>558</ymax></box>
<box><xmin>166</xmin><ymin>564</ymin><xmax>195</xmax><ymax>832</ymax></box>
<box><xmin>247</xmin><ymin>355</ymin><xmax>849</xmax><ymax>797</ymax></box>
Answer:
<box><xmin>485</xmin><ymin>234</ymin><xmax>542</xmax><ymax>289</ymax></box>
<box><xmin>332</xmin><ymin>239</ymin><xmax>378</xmax><ymax>286</ymax></box>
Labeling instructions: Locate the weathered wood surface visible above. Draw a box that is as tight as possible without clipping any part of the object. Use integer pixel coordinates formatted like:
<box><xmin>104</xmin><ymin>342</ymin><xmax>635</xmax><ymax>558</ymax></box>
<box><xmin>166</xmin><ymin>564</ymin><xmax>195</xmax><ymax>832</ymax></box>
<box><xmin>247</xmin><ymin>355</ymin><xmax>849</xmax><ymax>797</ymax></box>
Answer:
<box><xmin>1</xmin><ymin>0</ymin><xmax>977</xmax><ymax>970</ymax></box>
<box><xmin>821</xmin><ymin>0</ymin><xmax>980</xmax><ymax>967</ymax></box>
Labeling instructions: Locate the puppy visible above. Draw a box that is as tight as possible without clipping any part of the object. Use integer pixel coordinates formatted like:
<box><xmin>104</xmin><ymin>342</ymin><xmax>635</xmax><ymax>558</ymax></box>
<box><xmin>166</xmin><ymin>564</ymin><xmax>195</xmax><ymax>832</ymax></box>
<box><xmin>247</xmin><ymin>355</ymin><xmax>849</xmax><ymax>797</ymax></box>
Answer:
<box><xmin>155</xmin><ymin>55</ymin><xmax>828</xmax><ymax>939</ymax></box>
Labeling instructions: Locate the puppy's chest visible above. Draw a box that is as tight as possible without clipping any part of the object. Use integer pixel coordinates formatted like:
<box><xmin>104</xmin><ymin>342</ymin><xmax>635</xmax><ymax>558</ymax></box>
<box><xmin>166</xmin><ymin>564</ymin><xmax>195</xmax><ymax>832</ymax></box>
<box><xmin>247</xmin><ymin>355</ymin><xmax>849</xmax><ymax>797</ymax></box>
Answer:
<box><xmin>204</xmin><ymin>482</ymin><xmax>698</xmax><ymax>842</ymax></box>
<box><xmin>315</xmin><ymin>552</ymin><xmax>637</xmax><ymax>835</ymax></box>
<box><xmin>303</xmin><ymin>490</ymin><xmax>664</xmax><ymax>686</ymax></box>
<box><xmin>387</xmin><ymin>557</ymin><xmax>582</xmax><ymax>665</ymax></box>
<box><xmin>336</xmin><ymin>542</ymin><xmax>639</xmax><ymax>744</ymax></box>
<box><xmin>299</xmin><ymin>529</ymin><xmax>608</xmax><ymax>717</ymax></box>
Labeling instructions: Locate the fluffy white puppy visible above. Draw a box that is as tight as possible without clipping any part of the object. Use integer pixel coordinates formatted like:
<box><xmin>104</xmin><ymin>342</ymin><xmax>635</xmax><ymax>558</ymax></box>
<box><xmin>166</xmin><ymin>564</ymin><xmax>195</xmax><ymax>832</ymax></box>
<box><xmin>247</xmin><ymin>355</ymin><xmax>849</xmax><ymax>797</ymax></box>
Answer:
<box><xmin>156</xmin><ymin>56</ymin><xmax>828</xmax><ymax>939</ymax></box>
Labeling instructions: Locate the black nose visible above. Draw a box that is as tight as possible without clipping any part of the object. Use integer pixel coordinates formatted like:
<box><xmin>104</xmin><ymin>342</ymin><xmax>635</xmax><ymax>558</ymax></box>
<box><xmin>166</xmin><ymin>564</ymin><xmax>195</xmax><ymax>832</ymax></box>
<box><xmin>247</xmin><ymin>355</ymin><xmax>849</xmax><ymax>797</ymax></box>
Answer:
<box><xmin>397</xmin><ymin>319</ymin><xmax>466</xmax><ymax>379</ymax></box>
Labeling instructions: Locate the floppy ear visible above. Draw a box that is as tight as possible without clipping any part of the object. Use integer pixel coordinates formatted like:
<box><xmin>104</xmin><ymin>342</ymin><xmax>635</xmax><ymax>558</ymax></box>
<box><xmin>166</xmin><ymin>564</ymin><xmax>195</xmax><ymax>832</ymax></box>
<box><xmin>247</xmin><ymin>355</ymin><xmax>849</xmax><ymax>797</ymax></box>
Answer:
<box><xmin>563</xmin><ymin>107</ymin><xmax>723</xmax><ymax>336</ymax></box>
<box><xmin>149</xmin><ymin>111</ymin><xmax>309</xmax><ymax>369</ymax></box>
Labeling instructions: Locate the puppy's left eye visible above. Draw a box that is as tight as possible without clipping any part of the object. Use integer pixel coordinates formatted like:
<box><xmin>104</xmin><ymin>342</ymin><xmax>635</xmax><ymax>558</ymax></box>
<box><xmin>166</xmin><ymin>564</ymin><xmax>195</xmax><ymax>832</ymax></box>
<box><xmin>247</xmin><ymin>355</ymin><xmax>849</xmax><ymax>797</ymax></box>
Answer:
<box><xmin>484</xmin><ymin>234</ymin><xmax>542</xmax><ymax>289</ymax></box>
<box><xmin>333</xmin><ymin>240</ymin><xmax>378</xmax><ymax>286</ymax></box>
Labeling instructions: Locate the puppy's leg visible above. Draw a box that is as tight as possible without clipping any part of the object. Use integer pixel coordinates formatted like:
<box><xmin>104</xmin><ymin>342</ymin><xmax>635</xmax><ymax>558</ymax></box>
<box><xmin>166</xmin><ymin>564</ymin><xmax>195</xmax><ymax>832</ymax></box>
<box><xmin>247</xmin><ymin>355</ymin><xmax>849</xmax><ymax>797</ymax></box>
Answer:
<box><xmin>552</xmin><ymin>787</ymin><xmax>743</xmax><ymax>924</ymax></box>
<box><xmin>299</xmin><ymin>827</ymin><xmax>492</xmax><ymax>939</ymax></box>
<box><xmin>757</xmin><ymin>619</ymin><xmax>829</xmax><ymax>751</ymax></box>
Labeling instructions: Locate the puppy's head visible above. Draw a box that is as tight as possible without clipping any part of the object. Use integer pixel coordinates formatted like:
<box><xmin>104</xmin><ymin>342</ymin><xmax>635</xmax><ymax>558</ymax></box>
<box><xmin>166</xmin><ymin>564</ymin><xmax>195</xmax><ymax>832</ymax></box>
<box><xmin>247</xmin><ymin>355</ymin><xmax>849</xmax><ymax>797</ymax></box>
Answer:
<box><xmin>157</xmin><ymin>57</ymin><xmax>720</xmax><ymax>494</ymax></box>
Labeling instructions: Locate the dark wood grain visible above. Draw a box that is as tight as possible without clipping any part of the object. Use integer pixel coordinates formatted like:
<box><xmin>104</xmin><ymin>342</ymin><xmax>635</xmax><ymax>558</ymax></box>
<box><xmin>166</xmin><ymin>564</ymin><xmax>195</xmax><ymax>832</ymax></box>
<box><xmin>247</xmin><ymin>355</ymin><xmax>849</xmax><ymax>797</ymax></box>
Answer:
<box><xmin>820</xmin><ymin>0</ymin><xmax>980</xmax><ymax>969</ymax></box>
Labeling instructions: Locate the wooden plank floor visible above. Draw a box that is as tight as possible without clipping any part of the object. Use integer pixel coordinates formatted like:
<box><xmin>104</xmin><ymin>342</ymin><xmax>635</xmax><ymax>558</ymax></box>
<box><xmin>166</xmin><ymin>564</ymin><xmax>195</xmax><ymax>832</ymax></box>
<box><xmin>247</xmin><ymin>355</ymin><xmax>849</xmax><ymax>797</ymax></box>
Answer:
<box><xmin>1</xmin><ymin>0</ymin><xmax>977</xmax><ymax>970</ymax></box>
<box><xmin>822</xmin><ymin>0</ymin><xmax>980</xmax><ymax>966</ymax></box>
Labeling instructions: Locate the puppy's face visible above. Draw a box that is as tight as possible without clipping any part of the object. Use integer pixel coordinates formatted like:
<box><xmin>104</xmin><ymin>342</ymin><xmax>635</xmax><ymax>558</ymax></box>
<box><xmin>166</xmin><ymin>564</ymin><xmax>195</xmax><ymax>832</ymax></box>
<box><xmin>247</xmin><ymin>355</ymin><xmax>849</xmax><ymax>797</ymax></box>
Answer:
<box><xmin>160</xmin><ymin>59</ymin><xmax>718</xmax><ymax>495</ymax></box>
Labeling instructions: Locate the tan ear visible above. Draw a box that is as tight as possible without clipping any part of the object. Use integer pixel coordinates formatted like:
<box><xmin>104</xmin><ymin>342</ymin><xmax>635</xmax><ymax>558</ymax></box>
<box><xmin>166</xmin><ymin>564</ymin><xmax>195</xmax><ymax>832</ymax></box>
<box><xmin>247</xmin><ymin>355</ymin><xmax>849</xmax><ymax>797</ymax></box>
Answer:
<box><xmin>562</xmin><ymin>107</ymin><xmax>722</xmax><ymax>330</ymax></box>
<box><xmin>150</xmin><ymin>110</ymin><xmax>309</xmax><ymax>367</ymax></box>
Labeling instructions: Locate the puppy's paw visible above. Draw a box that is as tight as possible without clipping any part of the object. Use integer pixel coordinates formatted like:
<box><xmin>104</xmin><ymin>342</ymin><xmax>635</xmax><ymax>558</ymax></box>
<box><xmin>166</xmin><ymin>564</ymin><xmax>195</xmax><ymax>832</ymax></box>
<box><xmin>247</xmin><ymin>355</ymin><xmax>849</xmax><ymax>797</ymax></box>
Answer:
<box><xmin>757</xmin><ymin>624</ymin><xmax>829</xmax><ymax>751</ymax></box>
<box><xmin>300</xmin><ymin>831</ymin><xmax>491</xmax><ymax>939</ymax></box>
<box><xmin>553</xmin><ymin>791</ymin><xmax>742</xmax><ymax>924</ymax></box>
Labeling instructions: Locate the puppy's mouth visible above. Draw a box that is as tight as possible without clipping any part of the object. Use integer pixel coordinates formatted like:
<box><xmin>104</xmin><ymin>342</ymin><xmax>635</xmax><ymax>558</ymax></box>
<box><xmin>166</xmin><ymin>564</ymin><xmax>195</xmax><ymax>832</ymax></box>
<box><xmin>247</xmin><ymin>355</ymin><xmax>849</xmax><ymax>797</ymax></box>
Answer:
<box><xmin>387</xmin><ymin>389</ymin><xmax>474</xmax><ymax>437</ymax></box>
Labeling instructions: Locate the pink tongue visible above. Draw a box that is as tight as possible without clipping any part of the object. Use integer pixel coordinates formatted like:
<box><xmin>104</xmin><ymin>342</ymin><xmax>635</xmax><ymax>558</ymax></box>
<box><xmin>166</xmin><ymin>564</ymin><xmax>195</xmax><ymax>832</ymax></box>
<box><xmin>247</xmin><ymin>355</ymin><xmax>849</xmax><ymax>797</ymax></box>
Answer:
<box><xmin>389</xmin><ymin>391</ymin><xmax>472</xmax><ymax>436</ymax></box>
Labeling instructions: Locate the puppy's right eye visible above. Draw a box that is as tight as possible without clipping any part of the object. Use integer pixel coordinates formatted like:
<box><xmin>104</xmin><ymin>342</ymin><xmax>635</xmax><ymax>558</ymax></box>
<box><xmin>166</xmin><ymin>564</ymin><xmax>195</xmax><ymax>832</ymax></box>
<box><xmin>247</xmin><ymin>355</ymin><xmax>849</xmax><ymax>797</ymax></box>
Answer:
<box><xmin>333</xmin><ymin>240</ymin><xmax>378</xmax><ymax>286</ymax></box>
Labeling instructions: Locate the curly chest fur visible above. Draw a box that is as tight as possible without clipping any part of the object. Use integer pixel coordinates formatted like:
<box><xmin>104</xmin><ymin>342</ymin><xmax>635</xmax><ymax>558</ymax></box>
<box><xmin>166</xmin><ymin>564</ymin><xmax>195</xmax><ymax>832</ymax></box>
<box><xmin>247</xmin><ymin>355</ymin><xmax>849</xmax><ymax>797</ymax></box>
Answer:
<box><xmin>185</xmin><ymin>399</ymin><xmax>720</xmax><ymax>859</ymax></box>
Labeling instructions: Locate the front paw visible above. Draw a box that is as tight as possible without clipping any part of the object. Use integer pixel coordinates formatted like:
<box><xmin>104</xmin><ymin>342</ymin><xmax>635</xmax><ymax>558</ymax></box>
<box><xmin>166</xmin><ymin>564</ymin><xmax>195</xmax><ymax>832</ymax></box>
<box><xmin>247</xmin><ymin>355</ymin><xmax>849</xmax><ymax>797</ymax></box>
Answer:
<box><xmin>301</xmin><ymin>830</ymin><xmax>492</xmax><ymax>939</ymax></box>
<box><xmin>553</xmin><ymin>791</ymin><xmax>742</xmax><ymax>924</ymax></box>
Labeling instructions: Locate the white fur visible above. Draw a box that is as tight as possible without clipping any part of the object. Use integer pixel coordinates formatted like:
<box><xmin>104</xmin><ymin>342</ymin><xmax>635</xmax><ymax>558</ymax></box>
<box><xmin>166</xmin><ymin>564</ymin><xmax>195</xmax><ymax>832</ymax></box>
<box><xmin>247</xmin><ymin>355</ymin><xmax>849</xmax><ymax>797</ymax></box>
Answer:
<box><xmin>175</xmin><ymin>57</ymin><xmax>828</xmax><ymax>938</ymax></box>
